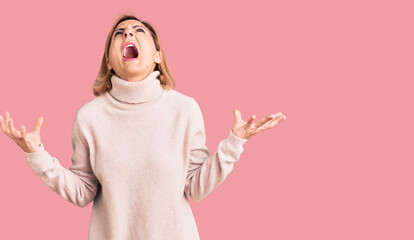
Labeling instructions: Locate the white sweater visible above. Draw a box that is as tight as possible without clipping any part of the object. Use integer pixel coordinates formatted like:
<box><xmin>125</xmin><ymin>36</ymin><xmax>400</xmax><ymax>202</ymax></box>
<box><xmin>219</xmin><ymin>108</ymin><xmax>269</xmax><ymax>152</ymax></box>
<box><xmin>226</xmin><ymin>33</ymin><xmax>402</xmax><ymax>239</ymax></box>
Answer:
<box><xmin>24</xmin><ymin>70</ymin><xmax>248</xmax><ymax>240</ymax></box>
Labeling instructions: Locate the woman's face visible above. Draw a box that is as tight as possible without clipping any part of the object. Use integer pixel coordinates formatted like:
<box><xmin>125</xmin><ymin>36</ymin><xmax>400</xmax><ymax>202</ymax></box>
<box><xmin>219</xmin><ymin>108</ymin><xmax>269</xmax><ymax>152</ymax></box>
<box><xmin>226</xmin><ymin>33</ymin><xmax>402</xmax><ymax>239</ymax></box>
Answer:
<box><xmin>107</xmin><ymin>19</ymin><xmax>161</xmax><ymax>81</ymax></box>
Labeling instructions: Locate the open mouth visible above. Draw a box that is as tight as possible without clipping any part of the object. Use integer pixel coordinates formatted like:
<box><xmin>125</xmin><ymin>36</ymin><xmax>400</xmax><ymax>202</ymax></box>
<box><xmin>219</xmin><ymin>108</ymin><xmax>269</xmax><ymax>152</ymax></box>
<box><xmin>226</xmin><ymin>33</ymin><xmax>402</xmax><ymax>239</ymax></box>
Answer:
<box><xmin>122</xmin><ymin>42</ymin><xmax>139</xmax><ymax>61</ymax></box>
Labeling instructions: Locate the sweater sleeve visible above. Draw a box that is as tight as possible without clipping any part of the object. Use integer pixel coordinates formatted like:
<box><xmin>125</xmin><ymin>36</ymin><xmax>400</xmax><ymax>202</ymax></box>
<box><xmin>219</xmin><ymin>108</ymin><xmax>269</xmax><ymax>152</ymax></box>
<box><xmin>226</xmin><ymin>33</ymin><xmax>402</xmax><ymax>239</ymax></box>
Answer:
<box><xmin>184</xmin><ymin>99</ymin><xmax>248</xmax><ymax>202</ymax></box>
<box><xmin>24</xmin><ymin>113</ymin><xmax>100</xmax><ymax>208</ymax></box>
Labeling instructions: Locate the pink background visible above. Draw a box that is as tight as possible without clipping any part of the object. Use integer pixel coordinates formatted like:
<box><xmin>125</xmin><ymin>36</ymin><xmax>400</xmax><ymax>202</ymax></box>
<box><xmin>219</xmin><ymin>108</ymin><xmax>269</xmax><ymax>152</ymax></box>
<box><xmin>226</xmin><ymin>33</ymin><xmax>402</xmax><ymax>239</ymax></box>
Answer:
<box><xmin>0</xmin><ymin>0</ymin><xmax>413</xmax><ymax>239</ymax></box>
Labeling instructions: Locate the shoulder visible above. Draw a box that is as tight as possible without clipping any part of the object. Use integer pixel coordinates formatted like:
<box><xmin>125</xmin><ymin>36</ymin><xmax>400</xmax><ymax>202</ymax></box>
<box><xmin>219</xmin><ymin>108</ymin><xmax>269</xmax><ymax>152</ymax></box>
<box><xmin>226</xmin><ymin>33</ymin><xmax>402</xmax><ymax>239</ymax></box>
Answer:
<box><xmin>74</xmin><ymin>95</ymin><xmax>106</xmax><ymax>124</ymax></box>
<box><xmin>164</xmin><ymin>89</ymin><xmax>199</xmax><ymax>110</ymax></box>
<box><xmin>163</xmin><ymin>90</ymin><xmax>203</xmax><ymax>124</ymax></box>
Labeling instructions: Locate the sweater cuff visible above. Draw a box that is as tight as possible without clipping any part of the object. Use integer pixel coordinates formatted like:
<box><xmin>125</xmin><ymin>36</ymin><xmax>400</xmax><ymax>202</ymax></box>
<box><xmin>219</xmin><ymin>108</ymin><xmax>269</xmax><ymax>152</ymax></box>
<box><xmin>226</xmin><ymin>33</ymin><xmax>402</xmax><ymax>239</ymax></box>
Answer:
<box><xmin>23</xmin><ymin>143</ymin><xmax>44</xmax><ymax>155</ymax></box>
<box><xmin>24</xmin><ymin>143</ymin><xmax>51</xmax><ymax>175</ymax></box>
<box><xmin>228</xmin><ymin>130</ymin><xmax>248</xmax><ymax>146</ymax></box>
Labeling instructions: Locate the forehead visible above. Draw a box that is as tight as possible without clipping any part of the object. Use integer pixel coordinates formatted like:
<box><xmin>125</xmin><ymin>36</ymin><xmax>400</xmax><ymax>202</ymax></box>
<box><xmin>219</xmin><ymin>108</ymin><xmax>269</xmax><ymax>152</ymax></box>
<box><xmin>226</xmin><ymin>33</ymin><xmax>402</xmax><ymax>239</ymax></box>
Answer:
<box><xmin>115</xmin><ymin>19</ymin><xmax>144</xmax><ymax>29</ymax></box>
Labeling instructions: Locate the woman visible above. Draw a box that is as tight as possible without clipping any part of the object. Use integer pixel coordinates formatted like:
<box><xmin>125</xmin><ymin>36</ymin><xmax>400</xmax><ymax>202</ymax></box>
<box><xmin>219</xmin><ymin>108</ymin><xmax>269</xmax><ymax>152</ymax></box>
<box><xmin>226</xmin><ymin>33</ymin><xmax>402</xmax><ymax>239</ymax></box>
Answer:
<box><xmin>0</xmin><ymin>14</ymin><xmax>286</xmax><ymax>240</ymax></box>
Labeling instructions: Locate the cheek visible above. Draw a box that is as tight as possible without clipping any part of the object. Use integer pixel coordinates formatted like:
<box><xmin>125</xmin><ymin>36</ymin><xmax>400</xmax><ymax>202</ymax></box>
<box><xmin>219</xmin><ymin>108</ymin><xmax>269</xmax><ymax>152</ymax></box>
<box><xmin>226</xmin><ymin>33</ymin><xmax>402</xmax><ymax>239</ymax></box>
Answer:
<box><xmin>110</xmin><ymin>47</ymin><xmax>119</xmax><ymax>57</ymax></box>
<box><xmin>108</xmin><ymin>48</ymin><xmax>121</xmax><ymax>64</ymax></box>
<box><xmin>140</xmin><ymin>45</ymin><xmax>156</xmax><ymax>60</ymax></box>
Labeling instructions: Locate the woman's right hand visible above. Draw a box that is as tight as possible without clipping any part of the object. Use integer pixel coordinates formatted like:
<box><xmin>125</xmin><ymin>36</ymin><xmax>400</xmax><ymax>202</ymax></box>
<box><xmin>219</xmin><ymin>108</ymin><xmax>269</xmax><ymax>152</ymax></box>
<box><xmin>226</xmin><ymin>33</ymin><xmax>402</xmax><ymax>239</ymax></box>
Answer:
<box><xmin>0</xmin><ymin>112</ymin><xmax>44</xmax><ymax>153</ymax></box>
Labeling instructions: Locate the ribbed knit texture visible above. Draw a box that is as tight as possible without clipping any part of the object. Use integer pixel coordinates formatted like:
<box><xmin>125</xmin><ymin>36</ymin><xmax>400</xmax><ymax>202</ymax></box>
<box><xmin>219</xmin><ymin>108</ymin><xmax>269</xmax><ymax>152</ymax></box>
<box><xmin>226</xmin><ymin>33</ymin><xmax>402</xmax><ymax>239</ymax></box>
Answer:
<box><xmin>24</xmin><ymin>70</ymin><xmax>248</xmax><ymax>240</ymax></box>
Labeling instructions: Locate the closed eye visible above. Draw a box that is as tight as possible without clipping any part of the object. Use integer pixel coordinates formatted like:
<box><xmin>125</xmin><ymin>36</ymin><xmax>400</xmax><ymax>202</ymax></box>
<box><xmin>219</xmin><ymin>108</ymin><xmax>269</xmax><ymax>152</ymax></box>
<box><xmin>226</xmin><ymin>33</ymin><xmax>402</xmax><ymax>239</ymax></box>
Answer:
<box><xmin>114</xmin><ymin>28</ymin><xmax>145</xmax><ymax>37</ymax></box>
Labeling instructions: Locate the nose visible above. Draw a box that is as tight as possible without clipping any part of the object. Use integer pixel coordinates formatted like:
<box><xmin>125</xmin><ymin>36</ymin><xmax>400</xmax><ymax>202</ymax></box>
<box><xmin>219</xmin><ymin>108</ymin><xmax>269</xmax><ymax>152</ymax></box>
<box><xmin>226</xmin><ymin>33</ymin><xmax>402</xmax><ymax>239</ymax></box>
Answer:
<box><xmin>124</xmin><ymin>29</ymin><xmax>134</xmax><ymax>39</ymax></box>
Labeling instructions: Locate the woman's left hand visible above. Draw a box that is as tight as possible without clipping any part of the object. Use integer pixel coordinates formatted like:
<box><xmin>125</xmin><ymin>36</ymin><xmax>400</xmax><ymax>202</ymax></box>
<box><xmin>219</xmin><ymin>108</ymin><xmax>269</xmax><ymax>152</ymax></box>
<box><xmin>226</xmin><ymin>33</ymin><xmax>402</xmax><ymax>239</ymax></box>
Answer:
<box><xmin>231</xmin><ymin>109</ymin><xmax>286</xmax><ymax>140</ymax></box>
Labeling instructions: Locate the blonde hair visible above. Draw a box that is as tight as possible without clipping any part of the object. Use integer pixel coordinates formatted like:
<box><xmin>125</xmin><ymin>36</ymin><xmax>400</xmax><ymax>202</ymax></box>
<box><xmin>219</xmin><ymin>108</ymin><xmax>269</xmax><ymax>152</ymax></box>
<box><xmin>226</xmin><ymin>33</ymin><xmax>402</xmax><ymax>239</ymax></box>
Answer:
<box><xmin>93</xmin><ymin>14</ymin><xmax>175</xmax><ymax>96</ymax></box>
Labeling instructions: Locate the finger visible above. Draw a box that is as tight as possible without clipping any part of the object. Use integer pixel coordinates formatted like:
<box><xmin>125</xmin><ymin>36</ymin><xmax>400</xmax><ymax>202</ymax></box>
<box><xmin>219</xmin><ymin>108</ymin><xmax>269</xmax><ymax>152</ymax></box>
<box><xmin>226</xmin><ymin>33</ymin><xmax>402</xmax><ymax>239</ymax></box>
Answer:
<box><xmin>5</xmin><ymin>111</ymin><xmax>11</xmax><ymax>127</ymax></box>
<box><xmin>0</xmin><ymin>115</ymin><xmax>11</xmax><ymax>134</ymax></box>
<box><xmin>233</xmin><ymin>109</ymin><xmax>242</xmax><ymax>122</ymax></box>
<box><xmin>246</xmin><ymin>115</ymin><xmax>256</xmax><ymax>128</ymax></box>
<box><xmin>255</xmin><ymin>112</ymin><xmax>283</xmax><ymax>129</ymax></box>
<box><xmin>21</xmin><ymin>125</ymin><xmax>26</xmax><ymax>139</ymax></box>
<box><xmin>256</xmin><ymin>114</ymin><xmax>286</xmax><ymax>131</ymax></box>
<box><xmin>5</xmin><ymin>112</ymin><xmax>11</xmax><ymax>126</ymax></box>
<box><xmin>8</xmin><ymin>118</ymin><xmax>22</xmax><ymax>139</ymax></box>
<box><xmin>256</xmin><ymin>116</ymin><xmax>277</xmax><ymax>131</ymax></box>
<box><xmin>269</xmin><ymin>114</ymin><xmax>286</xmax><ymax>127</ymax></box>
<box><xmin>33</xmin><ymin>117</ymin><xmax>44</xmax><ymax>134</ymax></box>
<box><xmin>277</xmin><ymin>114</ymin><xmax>287</xmax><ymax>121</ymax></box>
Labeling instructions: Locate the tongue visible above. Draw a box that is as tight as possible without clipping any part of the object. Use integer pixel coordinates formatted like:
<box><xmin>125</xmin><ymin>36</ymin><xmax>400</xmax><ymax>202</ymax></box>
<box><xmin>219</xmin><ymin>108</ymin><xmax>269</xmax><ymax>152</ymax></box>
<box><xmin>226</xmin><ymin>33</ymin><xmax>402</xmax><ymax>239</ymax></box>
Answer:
<box><xmin>125</xmin><ymin>46</ymin><xmax>138</xmax><ymax>59</ymax></box>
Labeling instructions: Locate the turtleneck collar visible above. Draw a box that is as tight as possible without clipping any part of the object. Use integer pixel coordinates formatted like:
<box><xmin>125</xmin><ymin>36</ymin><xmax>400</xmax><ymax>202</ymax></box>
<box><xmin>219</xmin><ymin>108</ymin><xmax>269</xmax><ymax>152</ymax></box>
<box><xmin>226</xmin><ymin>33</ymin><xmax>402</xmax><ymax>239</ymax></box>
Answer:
<box><xmin>109</xmin><ymin>70</ymin><xmax>163</xmax><ymax>104</ymax></box>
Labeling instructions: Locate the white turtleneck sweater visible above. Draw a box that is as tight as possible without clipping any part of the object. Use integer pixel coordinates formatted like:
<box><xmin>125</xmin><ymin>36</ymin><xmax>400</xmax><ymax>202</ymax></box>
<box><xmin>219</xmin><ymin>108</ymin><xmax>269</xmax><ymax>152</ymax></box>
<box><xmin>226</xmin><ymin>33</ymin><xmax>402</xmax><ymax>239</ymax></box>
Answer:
<box><xmin>24</xmin><ymin>70</ymin><xmax>248</xmax><ymax>240</ymax></box>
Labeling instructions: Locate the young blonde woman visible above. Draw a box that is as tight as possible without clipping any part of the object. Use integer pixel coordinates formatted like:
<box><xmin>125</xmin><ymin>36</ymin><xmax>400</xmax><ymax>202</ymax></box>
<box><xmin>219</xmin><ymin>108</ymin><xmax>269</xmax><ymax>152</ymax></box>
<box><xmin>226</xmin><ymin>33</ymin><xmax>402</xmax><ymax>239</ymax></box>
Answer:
<box><xmin>0</xmin><ymin>14</ymin><xmax>286</xmax><ymax>239</ymax></box>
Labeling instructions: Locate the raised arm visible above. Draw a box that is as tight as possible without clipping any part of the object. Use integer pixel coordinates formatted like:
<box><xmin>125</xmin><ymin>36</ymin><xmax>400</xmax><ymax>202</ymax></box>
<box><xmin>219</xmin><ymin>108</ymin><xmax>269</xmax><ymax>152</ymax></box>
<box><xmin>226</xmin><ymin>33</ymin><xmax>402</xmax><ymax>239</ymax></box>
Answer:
<box><xmin>0</xmin><ymin>111</ymin><xmax>100</xmax><ymax>207</ymax></box>
<box><xmin>26</xmin><ymin>113</ymin><xmax>100</xmax><ymax>207</ymax></box>
<box><xmin>26</xmin><ymin>114</ymin><xmax>99</xmax><ymax>207</ymax></box>
<box><xmin>184</xmin><ymin>99</ymin><xmax>248</xmax><ymax>202</ymax></box>
<box><xmin>183</xmin><ymin>97</ymin><xmax>287</xmax><ymax>202</ymax></box>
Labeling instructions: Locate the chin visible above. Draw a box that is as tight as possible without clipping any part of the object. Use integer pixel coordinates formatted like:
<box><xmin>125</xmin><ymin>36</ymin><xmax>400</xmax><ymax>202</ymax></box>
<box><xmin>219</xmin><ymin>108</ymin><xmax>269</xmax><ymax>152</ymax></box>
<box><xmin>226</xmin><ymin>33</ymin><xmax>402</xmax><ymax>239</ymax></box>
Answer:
<box><xmin>121</xmin><ymin>64</ymin><xmax>141</xmax><ymax>72</ymax></box>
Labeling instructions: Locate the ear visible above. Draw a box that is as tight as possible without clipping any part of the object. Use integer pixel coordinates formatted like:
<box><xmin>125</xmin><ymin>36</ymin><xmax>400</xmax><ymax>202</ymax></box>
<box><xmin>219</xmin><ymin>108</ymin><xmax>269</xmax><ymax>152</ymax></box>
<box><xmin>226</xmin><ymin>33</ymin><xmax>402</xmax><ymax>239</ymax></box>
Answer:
<box><xmin>155</xmin><ymin>51</ymin><xmax>161</xmax><ymax>64</ymax></box>
<box><xmin>106</xmin><ymin>58</ymin><xmax>112</xmax><ymax>70</ymax></box>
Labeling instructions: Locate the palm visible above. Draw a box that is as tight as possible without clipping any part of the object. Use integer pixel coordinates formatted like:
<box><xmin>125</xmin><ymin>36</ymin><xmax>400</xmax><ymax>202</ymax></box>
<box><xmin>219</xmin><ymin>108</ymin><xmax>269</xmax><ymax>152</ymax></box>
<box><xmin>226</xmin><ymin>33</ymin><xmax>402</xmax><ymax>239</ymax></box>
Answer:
<box><xmin>0</xmin><ymin>112</ymin><xmax>44</xmax><ymax>153</ymax></box>
<box><xmin>232</xmin><ymin>109</ymin><xmax>286</xmax><ymax>140</ymax></box>
<box><xmin>17</xmin><ymin>130</ymin><xmax>41</xmax><ymax>147</ymax></box>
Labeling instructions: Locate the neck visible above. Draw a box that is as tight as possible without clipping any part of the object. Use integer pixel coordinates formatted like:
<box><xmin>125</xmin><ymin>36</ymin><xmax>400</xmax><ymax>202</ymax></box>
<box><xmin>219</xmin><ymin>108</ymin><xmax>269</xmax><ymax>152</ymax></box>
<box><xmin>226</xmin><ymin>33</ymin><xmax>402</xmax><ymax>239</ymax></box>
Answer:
<box><xmin>109</xmin><ymin>70</ymin><xmax>163</xmax><ymax>104</ymax></box>
<box><xmin>117</xmin><ymin>70</ymin><xmax>152</xmax><ymax>82</ymax></box>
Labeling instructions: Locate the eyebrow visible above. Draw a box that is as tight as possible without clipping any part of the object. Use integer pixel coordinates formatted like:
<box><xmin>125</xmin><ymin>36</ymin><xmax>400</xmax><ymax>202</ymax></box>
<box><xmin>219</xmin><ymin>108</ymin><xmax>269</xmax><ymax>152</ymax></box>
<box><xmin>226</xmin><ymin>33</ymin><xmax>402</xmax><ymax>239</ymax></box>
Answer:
<box><xmin>114</xmin><ymin>25</ymin><xmax>146</xmax><ymax>32</ymax></box>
